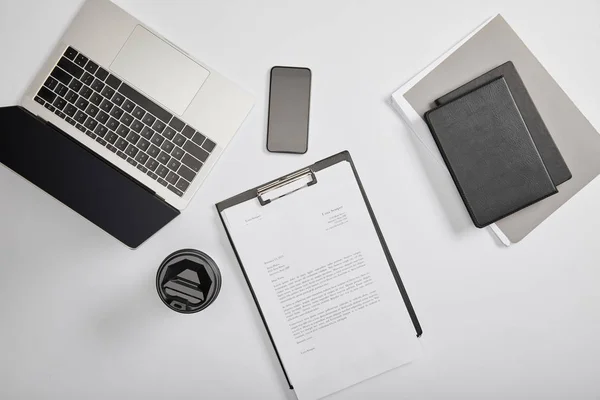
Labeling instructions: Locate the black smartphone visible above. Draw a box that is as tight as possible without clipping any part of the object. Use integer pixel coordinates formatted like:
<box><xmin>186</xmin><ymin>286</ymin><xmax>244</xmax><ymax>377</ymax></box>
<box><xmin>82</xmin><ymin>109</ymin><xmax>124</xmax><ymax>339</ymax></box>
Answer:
<box><xmin>267</xmin><ymin>66</ymin><xmax>312</xmax><ymax>154</ymax></box>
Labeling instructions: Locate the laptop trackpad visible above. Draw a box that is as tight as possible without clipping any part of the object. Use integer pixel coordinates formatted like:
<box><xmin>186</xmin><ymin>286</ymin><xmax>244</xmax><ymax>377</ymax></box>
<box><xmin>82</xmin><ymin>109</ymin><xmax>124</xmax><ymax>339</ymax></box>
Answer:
<box><xmin>110</xmin><ymin>25</ymin><xmax>209</xmax><ymax>116</ymax></box>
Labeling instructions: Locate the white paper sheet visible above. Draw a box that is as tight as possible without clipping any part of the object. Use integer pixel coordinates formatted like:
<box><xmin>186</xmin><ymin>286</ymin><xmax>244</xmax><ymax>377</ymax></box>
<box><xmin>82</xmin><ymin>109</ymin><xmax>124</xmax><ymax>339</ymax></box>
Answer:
<box><xmin>223</xmin><ymin>160</ymin><xmax>420</xmax><ymax>400</ymax></box>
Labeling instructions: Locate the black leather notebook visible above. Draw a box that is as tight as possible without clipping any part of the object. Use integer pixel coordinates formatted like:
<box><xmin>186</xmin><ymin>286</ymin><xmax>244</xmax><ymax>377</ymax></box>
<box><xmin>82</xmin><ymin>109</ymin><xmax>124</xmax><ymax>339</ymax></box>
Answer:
<box><xmin>435</xmin><ymin>61</ymin><xmax>572</xmax><ymax>186</ymax></box>
<box><xmin>425</xmin><ymin>77</ymin><xmax>558</xmax><ymax>228</ymax></box>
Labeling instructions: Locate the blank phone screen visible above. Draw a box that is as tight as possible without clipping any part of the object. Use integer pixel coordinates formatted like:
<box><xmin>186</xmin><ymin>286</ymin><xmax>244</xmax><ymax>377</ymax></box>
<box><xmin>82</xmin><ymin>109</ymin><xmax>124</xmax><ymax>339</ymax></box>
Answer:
<box><xmin>267</xmin><ymin>67</ymin><xmax>311</xmax><ymax>154</ymax></box>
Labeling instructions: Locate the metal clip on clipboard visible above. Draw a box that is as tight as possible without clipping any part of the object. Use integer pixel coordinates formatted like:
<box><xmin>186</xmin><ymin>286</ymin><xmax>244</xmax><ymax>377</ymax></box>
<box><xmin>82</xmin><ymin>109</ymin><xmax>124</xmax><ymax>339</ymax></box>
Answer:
<box><xmin>257</xmin><ymin>167</ymin><xmax>317</xmax><ymax>206</ymax></box>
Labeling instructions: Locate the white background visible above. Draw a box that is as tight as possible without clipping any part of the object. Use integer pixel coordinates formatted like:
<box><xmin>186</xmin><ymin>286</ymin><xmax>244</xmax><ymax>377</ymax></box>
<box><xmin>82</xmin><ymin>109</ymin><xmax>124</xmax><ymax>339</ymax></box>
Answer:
<box><xmin>1</xmin><ymin>0</ymin><xmax>599</xmax><ymax>399</ymax></box>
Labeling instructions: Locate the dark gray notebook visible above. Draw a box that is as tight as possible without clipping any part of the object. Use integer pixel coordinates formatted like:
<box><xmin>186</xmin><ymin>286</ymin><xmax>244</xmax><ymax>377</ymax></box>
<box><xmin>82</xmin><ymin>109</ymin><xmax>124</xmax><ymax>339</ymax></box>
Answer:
<box><xmin>425</xmin><ymin>77</ymin><xmax>558</xmax><ymax>228</ymax></box>
<box><xmin>435</xmin><ymin>61</ymin><xmax>571</xmax><ymax>186</ymax></box>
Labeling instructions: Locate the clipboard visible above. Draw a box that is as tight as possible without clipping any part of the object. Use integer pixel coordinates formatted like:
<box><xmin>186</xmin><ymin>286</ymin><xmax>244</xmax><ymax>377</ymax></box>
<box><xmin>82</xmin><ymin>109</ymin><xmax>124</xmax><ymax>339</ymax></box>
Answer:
<box><xmin>216</xmin><ymin>151</ymin><xmax>422</xmax><ymax>390</ymax></box>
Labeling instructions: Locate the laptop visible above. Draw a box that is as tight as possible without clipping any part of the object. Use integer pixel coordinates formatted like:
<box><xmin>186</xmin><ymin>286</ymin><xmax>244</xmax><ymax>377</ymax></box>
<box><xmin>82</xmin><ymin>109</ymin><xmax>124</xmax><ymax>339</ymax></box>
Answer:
<box><xmin>0</xmin><ymin>0</ymin><xmax>254</xmax><ymax>248</ymax></box>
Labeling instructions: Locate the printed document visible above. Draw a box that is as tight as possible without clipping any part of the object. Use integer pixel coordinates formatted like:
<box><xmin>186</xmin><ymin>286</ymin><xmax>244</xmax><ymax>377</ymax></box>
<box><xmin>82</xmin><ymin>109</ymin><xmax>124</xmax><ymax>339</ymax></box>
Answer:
<box><xmin>222</xmin><ymin>161</ymin><xmax>420</xmax><ymax>400</ymax></box>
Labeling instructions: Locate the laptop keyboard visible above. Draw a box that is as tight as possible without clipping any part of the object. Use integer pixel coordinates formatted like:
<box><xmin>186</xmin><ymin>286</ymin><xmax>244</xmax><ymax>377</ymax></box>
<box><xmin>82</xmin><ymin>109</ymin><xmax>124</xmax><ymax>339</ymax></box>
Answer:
<box><xmin>34</xmin><ymin>46</ymin><xmax>216</xmax><ymax>197</ymax></box>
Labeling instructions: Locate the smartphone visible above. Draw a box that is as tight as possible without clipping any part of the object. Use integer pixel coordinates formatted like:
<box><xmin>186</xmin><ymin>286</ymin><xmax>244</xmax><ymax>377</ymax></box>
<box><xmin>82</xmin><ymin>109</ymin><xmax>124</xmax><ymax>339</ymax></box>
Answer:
<box><xmin>267</xmin><ymin>66</ymin><xmax>312</xmax><ymax>154</ymax></box>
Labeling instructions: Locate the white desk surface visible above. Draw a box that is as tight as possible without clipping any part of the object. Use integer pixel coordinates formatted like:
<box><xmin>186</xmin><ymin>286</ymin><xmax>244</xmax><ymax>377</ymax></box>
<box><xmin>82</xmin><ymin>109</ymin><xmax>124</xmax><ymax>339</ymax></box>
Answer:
<box><xmin>1</xmin><ymin>0</ymin><xmax>599</xmax><ymax>399</ymax></box>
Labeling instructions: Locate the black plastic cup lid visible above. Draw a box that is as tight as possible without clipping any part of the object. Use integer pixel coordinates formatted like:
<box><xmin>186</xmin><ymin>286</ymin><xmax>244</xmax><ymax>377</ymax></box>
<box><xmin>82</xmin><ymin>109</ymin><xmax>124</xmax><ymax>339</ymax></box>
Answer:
<box><xmin>156</xmin><ymin>249</ymin><xmax>222</xmax><ymax>314</ymax></box>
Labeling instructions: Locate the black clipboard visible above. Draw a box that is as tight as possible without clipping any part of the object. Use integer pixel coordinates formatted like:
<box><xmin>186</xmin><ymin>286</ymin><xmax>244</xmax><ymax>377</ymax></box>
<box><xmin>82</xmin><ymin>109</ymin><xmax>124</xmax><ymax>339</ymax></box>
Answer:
<box><xmin>216</xmin><ymin>151</ymin><xmax>422</xmax><ymax>390</ymax></box>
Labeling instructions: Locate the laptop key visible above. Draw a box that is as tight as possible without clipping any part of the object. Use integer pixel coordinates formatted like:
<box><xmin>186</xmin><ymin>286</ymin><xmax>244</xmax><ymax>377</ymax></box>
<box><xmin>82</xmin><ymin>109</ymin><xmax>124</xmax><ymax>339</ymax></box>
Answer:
<box><xmin>112</xmin><ymin>92</ymin><xmax>125</xmax><ymax>106</ymax></box>
<box><xmin>175</xmin><ymin>178</ymin><xmax>189</xmax><ymax>193</ymax></box>
<box><xmin>171</xmin><ymin>147</ymin><xmax>184</xmax><ymax>160</ymax></box>
<box><xmin>50</xmin><ymin>67</ymin><xmax>72</xmax><ymax>86</ymax></box>
<box><xmin>95</xmin><ymin>67</ymin><xmax>109</xmax><ymax>81</ymax></box>
<box><xmin>53</xmin><ymin>97</ymin><xmax>67</xmax><ymax>111</ymax></box>
<box><xmin>74</xmin><ymin>110</ymin><xmax>87</xmax><ymax>124</ymax></box>
<box><xmin>96</xmin><ymin>111</ymin><xmax>109</xmax><ymax>124</ymax></box>
<box><xmin>140</xmin><ymin>126</ymin><xmax>154</xmax><ymax>140</ymax></box>
<box><xmin>81</xmin><ymin>72</ymin><xmax>94</xmax><ymax>86</ymax></box>
<box><xmin>74</xmin><ymin>54</ymin><xmax>88</xmax><ymax>67</ymax></box>
<box><xmin>137</xmin><ymin>164</ymin><xmax>148</xmax><ymax>174</ymax></box>
<box><xmin>169</xmin><ymin>117</ymin><xmax>185</xmax><ymax>132</ymax></box>
<box><xmin>126</xmin><ymin>131</ymin><xmax>140</xmax><ymax>144</ymax></box>
<box><xmin>166</xmin><ymin>171</ymin><xmax>179</xmax><ymax>185</ymax></box>
<box><xmin>117</xmin><ymin>151</ymin><xmax>127</xmax><ymax>160</ymax></box>
<box><xmin>64</xmin><ymin>104</ymin><xmax>77</xmax><ymax>117</ymax></box>
<box><xmin>34</xmin><ymin>96</ymin><xmax>44</xmax><ymax>105</ymax></box>
<box><xmin>173</xmin><ymin>133</ymin><xmax>186</xmax><ymax>147</ymax></box>
<box><xmin>44</xmin><ymin>103</ymin><xmax>56</xmax><ymax>112</ymax></box>
<box><xmin>145</xmin><ymin>158</ymin><xmax>159</xmax><ymax>172</ymax></box>
<box><xmin>132</xmin><ymin>106</ymin><xmax>145</xmax><ymax>120</ymax></box>
<box><xmin>183</xmin><ymin>140</ymin><xmax>209</xmax><ymax>162</ymax></box>
<box><xmin>84</xmin><ymin>117</ymin><xmax>98</xmax><ymax>131</ymax></box>
<box><xmin>89</xmin><ymin>92</ymin><xmax>102</xmax><ymax>106</ymax></box>
<box><xmin>85</xmin><ymin>104</ymin><xmax>99</xmax><ymax>118</ymax></box>
<box><xmin>94</xmin><ymin>124</ymin><xmax>108</xmax><ymax>138</ymax></box>
<box><xmin>106</xmin><ymin>131</ymin><xmax>118</xmax><ymax>144</ymax></box>
<box><xmin>120</xmin><ymin>113</ymin><xmax>134</xmax><ymax>127</ymax></box>
<box><xmin>56</xmin><ymin>83</ymin><xmax>69</xmax><ymax>97</ymax></box>
<box><xmin>131</xmin><ymin>119</ymin><xmax>144</xmax><ymax>133</ymax></box>
<box><xmin>68</xmin><ymin>79</ymin><xmax>82</xmax><ymax>92</ymax></box>
<box><xmin>178</xmin><ymin>165</ymin><xmax>196</xmax><ymax>182</ymax></box>
<box><xmin>91</xmin><ymin>78</ymin><xmax>105</xmax><ymax>93</ymax></box>
<box><xmin>75</xmin><ymin>97</ymin><xmax>89</xmax><ymax>110</ymax></box>
<box><xmin>147</xmin><ymin>144</ymin><xmax>160</xmax><ymax>158</ymax></box>
<box><xmin>191</xmin><ymin>132</ymin><xmax>206</xmax><ymax>146</ymax></box>
<box><xmin>106</xmin><ymin>74</ymin><xmax>122</xmax><ymax>89</ymax></box>
<box><xmin>167</xmin><ymin>159</ymin><xmax>181</xmax><ymax>172</ymax></box>
<box><xmin>44</xmin><ymin>77</ymin><xmax>58</xmax><ymax>90</ymax></box>
<box><xmin>156</xmin><ymin>165</ymin><xmax>169</xmax><ymax>178</ymax></box>
<box><xmin>116</xmin><ymin>125</ymin><xmax>130</xmax><ymax>138</ymax></box>
<box><xmin>37</xmin><ymin>87</ymin><xmax>56</xmax><ymax>103</ymax></box>
<box><xmin>65</xmin><ymin>90</ymin><xmax>78</xmax><ymax>103</ymax></box>
<box><xmin>101</xmin><ymin>85</ymin><xmax>115</xmax><ymax>99</ymax></box>
<box><xmin>181</xmin><ymin>154</ymin><xmax>202</xmax><ymax>173</ymax></box>
<box><xmin>55</xmin><ymin>110</ymin><xmax>66</xmax><ymax>119</ymax></box>
<box><xmin>152</xmin><ymin>120</ymin><xmax>166</xmax><ymax>133</ymax></box>
<box><xmin>107</xmin><ymin>144</ymin><xmax>117</xmax><ymax>152</ymax></box>
<box><xmin>137</xmin><ymin>138</ymin><xmax>150</xmax><ymax>151</ymax></box>
<box><xmin>122</xmin><ymin>99</ymin><xmax>135</xmax><ymax>113</ymax></box>
<box><xmin>168</xmin><ymin>185</ymin><xmax>184</xmax><ymax>197</ymax></box>
<box><xmin>106</xmin><ymin>117</ymin><xmax>119</xmax><ymax>131</ymax></box>
<box><xmin>99</xmin><ymin>99</ymin><xmax>113</xmax><ymax>112</ymax></box>
<box><xmin>125</xmin><ymin>145</ymin><xmax>138</xmax><ymax>158</ymax></box>
<box><xmin>85</xmin><ymin>130</ymin><xmax>97</xmax><ymax>139</ymax></box>
<box><xmin>147</xmin><ymin>171</ymin><xmax>158</xmax><ymax>180</ymax></box>
<box><xmin>58</xmin><ymin>57</ymin><xmax>83</xmax><ymax>78</ymax></box>
<box><xmin>162</xmin><ymin>126</ymin><xmax>176</xmax><ymax>140</ymax></box>
<box><xmin>96</xmin><ymin>137</ymin><xmax>107</xmax><ymax>146</ymax></box>
<box><xmin>157</xmin><ymin>151</ymin><xmax>170</xmax><ymax>165</ymax></box>
<box><xmin>110</xmin><ymin>106</ymin><xmax>124</xmax><ymax>119</ymax></box>
<box><xmin>79</xmin><ymin>86</ymin><xmax>93</xmax><ymax>99</ymax></box>
<box><xmin>182</xmin><ymin>126</ymin><xmax>195</xmax><ymax>139</ymax></box>
<box><xmin>151</xmin><ymin>134</ymin><xmax>164</xmax><ymax>146</ymax></box>
<box><xmin>64</xmin><ymin>46</ymin><xmax>77</xmax><ymax>60</ymax></box>
<box><xmin>115</xmin><ymin>138</ymin><xmax>128</xmax><ymax>151</ymax></box>
<box><xmin>135</xmin><ymin>152</ymin><xmax>149</xmax><ymax>165</ymax></box>
<box><xmin>66</xmin><ymin>117</ymin><xmax>76</xmax><ymax>126</ymax></box>
<box><xmin>76</xmin><ymin>123</ymin><xmax>86</xmax><ymax>132</ymax></box>
<box><xmin>142</xmin><ymin>113</ymin><xmax>156</xmax><ymax>126</ymax></box>
<box><xmin>84</xmin><ymin>60</ymin><xmax>98</xmax><ymax>74</ymax></box>
<box><xmin>158</xmin><ymin>178</ymin><xmax>168</xmax><ymax>187</ymax></box>
<box><xmin>161</xmin><ymin>140</ymin><xmax>174</xmax><ymax>153</ymax></box>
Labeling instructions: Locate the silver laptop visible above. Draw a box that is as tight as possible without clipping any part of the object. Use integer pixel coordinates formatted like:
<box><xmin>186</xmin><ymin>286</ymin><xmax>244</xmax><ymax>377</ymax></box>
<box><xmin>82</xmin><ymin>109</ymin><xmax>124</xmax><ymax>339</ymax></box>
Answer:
<box><xmin>23</xmin><ymin>0</ymin><xmax>254</xmax><ymax>211</ymax></box>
